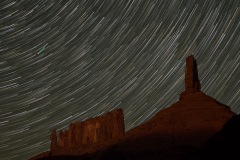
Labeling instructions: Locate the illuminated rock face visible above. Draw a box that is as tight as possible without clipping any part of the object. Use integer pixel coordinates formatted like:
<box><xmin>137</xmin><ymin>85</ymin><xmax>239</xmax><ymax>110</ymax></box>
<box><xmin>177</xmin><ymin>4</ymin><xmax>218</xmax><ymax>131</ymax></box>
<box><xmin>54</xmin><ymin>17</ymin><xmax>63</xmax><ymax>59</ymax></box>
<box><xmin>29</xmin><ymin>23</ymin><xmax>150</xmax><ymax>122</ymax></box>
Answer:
<box><xmin>50</xmin><ymin>108</ymin><xmax>125</xmax><ymax>152</ymax></box>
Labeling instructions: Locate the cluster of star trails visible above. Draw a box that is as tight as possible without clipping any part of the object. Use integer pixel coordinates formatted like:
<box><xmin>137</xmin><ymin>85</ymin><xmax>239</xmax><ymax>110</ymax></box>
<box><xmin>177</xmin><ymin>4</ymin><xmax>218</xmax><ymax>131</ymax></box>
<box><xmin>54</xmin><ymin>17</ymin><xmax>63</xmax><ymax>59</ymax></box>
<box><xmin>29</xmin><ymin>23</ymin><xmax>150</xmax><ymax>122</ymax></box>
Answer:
<box><xmin>0</xmin><ymin>0</ymin><xmax>240</xmax><ymax>159</ymax></box>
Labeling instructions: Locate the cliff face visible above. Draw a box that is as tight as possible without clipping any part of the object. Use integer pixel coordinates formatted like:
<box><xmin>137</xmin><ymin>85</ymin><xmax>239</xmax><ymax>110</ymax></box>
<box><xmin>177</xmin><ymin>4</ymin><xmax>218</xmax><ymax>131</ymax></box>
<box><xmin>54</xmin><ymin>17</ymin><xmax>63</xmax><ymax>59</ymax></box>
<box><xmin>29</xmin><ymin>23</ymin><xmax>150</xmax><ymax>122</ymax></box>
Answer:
<box><xmin>50</xmin><ymin>108</ymin><xmax>125</xmax><ymax>153</ymax></box>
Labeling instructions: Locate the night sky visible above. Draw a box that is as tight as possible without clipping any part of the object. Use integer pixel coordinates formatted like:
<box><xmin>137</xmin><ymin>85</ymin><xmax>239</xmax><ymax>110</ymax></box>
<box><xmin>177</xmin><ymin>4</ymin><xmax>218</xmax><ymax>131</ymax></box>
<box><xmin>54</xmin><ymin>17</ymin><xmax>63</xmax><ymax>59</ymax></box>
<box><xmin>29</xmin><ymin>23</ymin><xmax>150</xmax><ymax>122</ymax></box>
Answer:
<box><xmin>1</xmin><ymin>0</ymin><xmax>240</xmax><ymax>159</ymax></box>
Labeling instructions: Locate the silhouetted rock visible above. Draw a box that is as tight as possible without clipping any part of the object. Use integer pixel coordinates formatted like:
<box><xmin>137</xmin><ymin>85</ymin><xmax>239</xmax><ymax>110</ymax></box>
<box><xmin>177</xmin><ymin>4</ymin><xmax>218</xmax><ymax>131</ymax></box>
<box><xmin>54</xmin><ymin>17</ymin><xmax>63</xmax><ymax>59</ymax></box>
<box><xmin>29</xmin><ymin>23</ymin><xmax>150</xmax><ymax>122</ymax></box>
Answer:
<box><xmin>199</xmin><ymin>114</ymin><xmax>240</xmax><ymax>160</ymax></box>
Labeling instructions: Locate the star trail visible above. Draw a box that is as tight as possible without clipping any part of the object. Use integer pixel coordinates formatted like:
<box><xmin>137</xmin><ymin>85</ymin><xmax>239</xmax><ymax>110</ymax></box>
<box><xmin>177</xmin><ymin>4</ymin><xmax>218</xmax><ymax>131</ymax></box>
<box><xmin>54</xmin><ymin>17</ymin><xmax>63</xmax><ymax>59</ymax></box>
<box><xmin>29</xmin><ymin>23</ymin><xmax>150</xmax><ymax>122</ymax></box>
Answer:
<box><xmin>0</xmin><ymin>0</ymin><xmax>240</xmax><ymax>159</ymax></box>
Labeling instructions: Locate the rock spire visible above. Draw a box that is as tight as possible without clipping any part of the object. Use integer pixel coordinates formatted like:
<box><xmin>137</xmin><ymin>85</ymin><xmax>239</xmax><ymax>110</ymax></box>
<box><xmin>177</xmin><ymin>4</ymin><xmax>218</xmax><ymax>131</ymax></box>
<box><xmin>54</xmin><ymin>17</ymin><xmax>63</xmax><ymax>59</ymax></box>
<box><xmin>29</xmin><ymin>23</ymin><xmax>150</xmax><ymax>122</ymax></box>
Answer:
<box><xmin>183</xmin><ymin>55</ymin><xmax>201</xmax><ymax>94</ymax></box>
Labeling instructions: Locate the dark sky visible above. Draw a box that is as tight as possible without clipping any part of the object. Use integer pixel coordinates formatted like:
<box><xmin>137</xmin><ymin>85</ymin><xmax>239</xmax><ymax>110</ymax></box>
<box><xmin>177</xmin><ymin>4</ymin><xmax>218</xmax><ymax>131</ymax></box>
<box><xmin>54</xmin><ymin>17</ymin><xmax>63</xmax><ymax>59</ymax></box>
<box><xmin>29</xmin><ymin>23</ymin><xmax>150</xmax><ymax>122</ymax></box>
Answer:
<box><xmin>0</xmin><ymin>0</ymin><xmax>240</xmax><ymax>159</ymax></box>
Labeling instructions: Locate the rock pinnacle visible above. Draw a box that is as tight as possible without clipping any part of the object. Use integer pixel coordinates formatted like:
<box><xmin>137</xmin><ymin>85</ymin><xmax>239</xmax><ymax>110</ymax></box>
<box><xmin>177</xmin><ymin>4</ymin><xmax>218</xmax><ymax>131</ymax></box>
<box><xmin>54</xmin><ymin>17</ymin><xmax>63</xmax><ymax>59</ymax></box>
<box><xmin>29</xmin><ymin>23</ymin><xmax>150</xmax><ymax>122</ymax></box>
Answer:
<box><xmin>183</xmin><ymin>55</ymin><xmax>201</xmax><ymax>94</ymax></box>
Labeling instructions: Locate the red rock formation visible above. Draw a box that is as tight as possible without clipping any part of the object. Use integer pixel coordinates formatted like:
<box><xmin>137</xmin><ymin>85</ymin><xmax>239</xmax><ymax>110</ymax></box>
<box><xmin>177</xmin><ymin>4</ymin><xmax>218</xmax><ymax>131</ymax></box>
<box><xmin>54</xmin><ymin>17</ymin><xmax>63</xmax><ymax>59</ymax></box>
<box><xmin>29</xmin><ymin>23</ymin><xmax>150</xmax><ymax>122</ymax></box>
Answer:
<box><xmin>181</xmin><ymin>55</ymin><xmax>201</xmax><ymax>96</ymax></box>
<box><xmin>50</xmin><ymin>108</ymin><xmax>125</xmax><ymax>155</ymax></box>
<box><xmin>50</xmin><ymin>129</ymin><xmax>57</xmax><ymax>151</ymax></box>
<box><xmin>30</xmin><ymin>55</ymin><xmax>236</xmax><ymax>160</ymax></box>
<box><xmin>127</xmin><ymin>56</ymin><xmax>234</xmax><ymax>146</ymax></box>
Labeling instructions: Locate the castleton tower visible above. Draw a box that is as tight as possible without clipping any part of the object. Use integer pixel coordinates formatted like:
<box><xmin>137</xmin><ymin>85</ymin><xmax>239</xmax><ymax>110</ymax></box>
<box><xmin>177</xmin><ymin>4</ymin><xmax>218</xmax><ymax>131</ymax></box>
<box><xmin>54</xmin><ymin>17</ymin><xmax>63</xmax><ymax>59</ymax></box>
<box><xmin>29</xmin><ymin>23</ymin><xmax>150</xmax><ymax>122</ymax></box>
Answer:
<box><xmin>181</xmin><ymin>55</ymin><xmax>201</xmax><ymax>97</ymax></box>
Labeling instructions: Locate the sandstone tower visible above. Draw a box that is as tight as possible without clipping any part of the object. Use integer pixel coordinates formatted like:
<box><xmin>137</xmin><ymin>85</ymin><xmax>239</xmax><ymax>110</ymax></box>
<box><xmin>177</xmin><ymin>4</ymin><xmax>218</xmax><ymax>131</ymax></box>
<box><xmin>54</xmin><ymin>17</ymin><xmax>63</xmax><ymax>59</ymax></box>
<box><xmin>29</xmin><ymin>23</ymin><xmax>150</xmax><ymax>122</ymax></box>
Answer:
<box><xmin>181</xmin><ymin>55</ymin><xmax>201</xmax><ymax>97</ymax></box>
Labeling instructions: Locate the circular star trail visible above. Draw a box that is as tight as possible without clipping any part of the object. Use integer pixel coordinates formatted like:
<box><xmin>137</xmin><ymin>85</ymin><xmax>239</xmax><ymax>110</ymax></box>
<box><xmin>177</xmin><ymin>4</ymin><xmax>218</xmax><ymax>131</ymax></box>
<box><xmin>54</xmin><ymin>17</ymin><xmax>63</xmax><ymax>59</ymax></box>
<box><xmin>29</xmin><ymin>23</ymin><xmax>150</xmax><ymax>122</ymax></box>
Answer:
<box><xmin>0</xmin><ymin>0</ymin><xmax>240</xmax><ymax>159</ymax></box>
